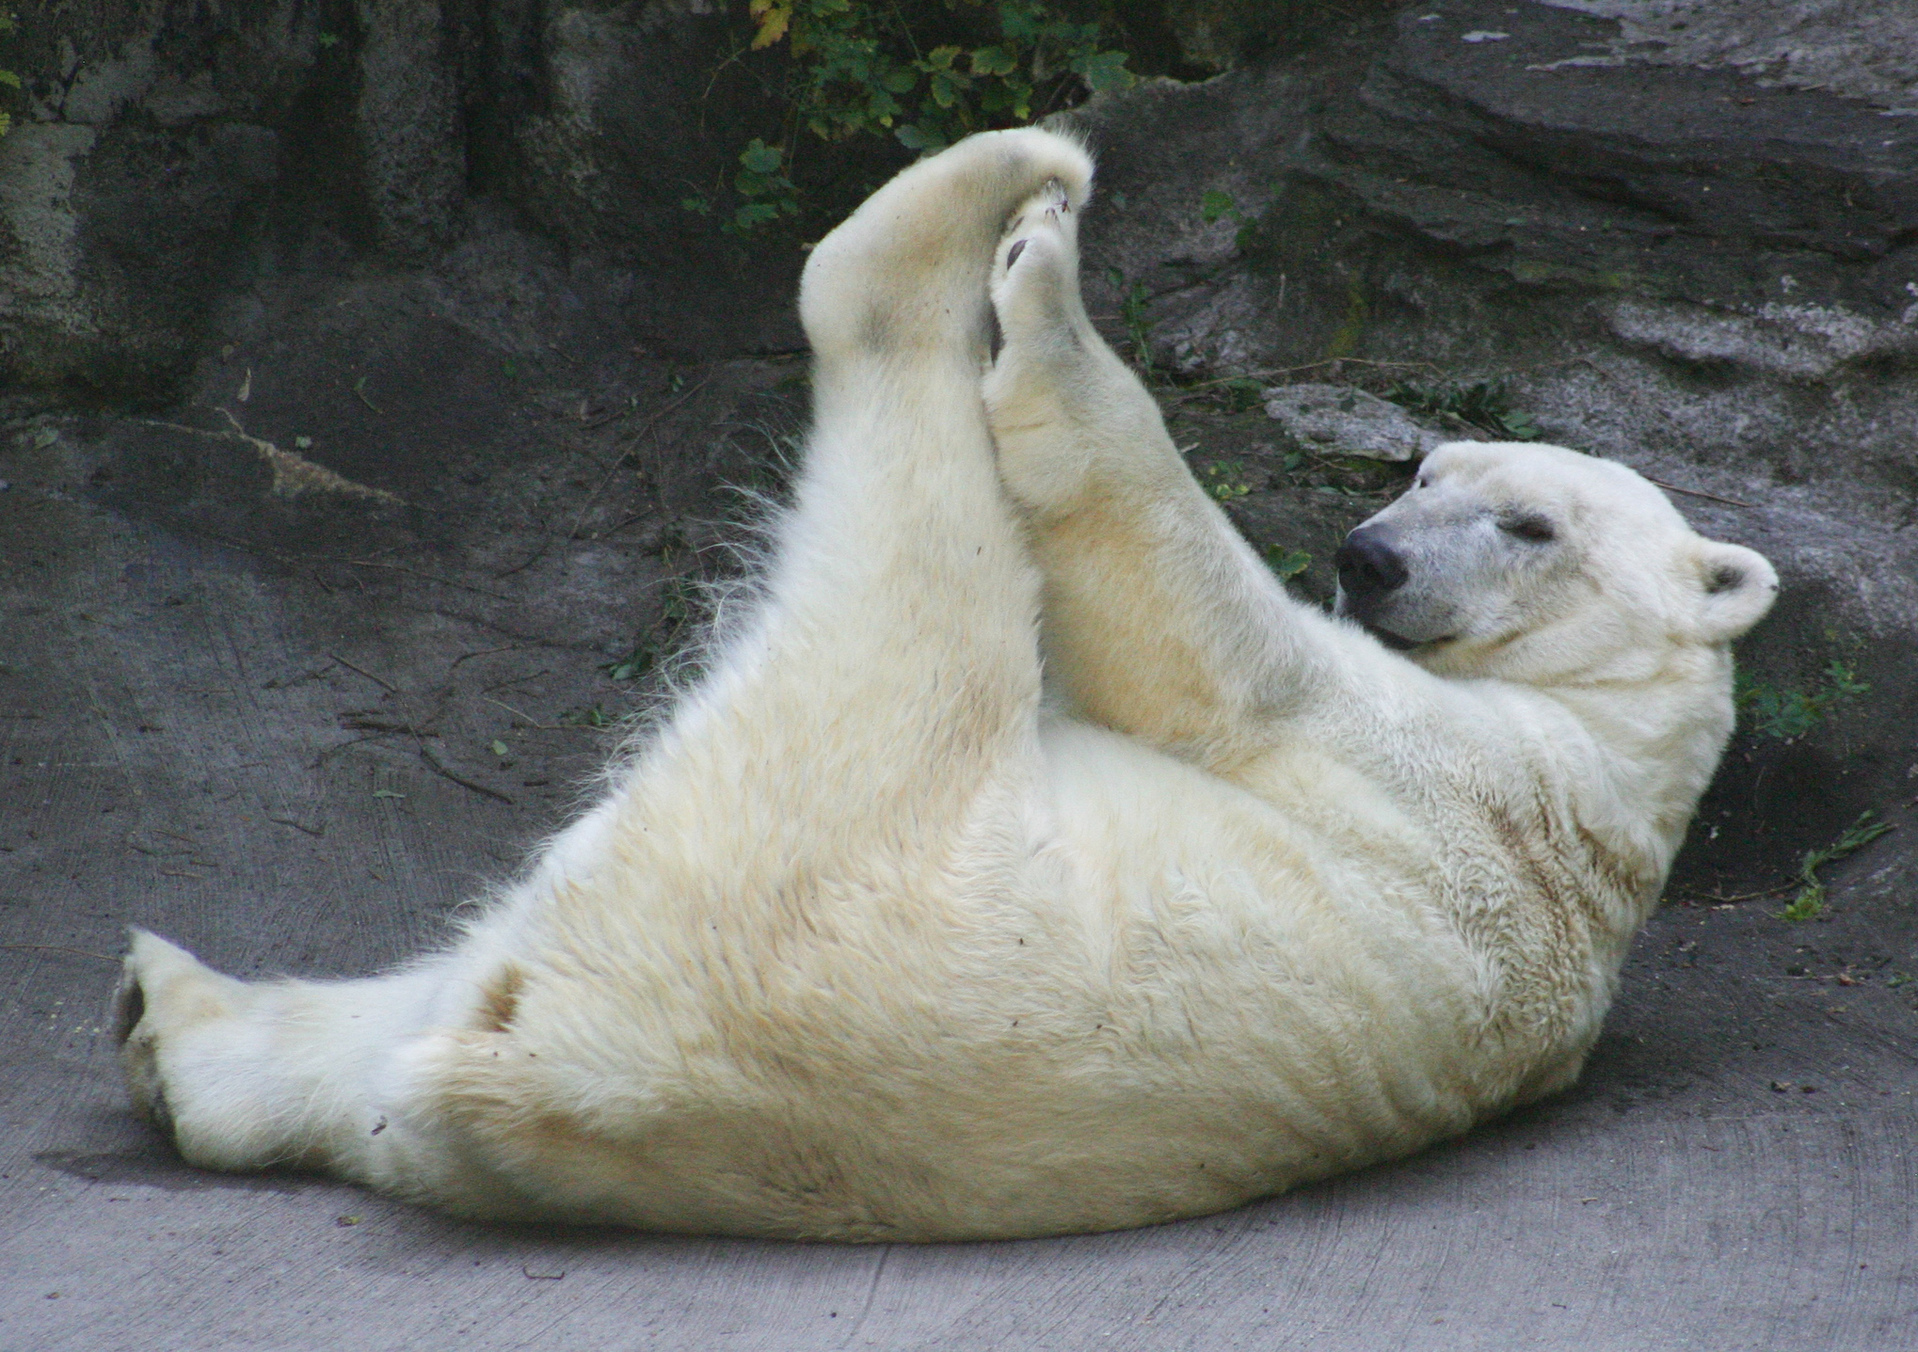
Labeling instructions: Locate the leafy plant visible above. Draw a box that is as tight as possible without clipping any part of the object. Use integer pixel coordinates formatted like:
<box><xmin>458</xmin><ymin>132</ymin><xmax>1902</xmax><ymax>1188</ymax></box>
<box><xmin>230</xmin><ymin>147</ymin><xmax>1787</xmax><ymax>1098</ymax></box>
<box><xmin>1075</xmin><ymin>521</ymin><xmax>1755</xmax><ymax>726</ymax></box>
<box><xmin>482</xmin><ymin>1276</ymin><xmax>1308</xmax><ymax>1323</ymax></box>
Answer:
<box><xmin>683</xmin><ymin>138</ymin><xmax>801</xmax><ymax>235</ymax></box>
<box><xmin>1104</xmin><ymin>265</ymin><xmax>1157</xmax><ymax>378</ymax></box>
<box><xmin>1735</xmin><ymin>656</ymin><xmax>1869</xmax><ymax>742</ymax></box>
<box><xmin>559</xmin><ymin>704</ymin><xmax>616</xmax><ymax>728</ymax></box>
<box><xmin>1201</xmin><ymin>460</ymin><xmax>1251</xmax><ymax>501</ymax></box>
<box><xmin>1383</xmin><ymin>379</ymin><xmax>1542</xmax><ymax>442</ymax></box>
<box><xmin>602</xmin><ymin>577</ymin><xmax>699</xmax><ymax>682</ymax></box>
<box><xmin>1264</xmin><ymin>545</ymin><xmax>1311</xmax><ymax>580</ymax></box>
<box><xmin>1179</xmin><ymin>373</ymin><xmax>1266</xmax><ymax>412</ymax></box>
<box><xmin>0</xmin><ymin>10</ymin><xmax>19</xmax><ymax>138</ymax></box>
<box><xmin>1199</xmin><ymin>187</ymin><xmax>1264</xmax><ymax>253</ymax></box>
<box><xmin>1779</xmin><ymin>811</ymin><xmax>1894</xmax><ymax>921</ymax></box>
<box><xmin>705</xmin><ymin>1</ymin><xmax>1134</xmax><ymax>232</ymax></box>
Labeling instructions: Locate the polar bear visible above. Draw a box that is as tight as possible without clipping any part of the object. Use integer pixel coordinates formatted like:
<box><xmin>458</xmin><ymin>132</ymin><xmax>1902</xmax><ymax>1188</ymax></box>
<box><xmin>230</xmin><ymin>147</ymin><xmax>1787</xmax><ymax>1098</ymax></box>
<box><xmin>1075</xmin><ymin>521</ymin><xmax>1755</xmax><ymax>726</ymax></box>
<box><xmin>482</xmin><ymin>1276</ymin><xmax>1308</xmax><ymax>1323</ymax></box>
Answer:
<box><xmin>112</xmin><ymin>127</ymin><xmax>1776</xmax><ymax>1241</ymax></box>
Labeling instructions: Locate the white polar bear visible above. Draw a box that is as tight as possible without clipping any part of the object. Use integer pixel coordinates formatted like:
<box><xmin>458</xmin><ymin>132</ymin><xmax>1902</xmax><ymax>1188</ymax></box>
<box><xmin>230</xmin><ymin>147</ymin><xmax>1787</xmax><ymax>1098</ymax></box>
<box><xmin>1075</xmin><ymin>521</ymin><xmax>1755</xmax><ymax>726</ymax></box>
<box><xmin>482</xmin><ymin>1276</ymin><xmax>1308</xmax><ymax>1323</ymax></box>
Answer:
<box><xmin>113</xmin><ymin>127</ymin><xmax>1777</xmax><ymax>1241</ymax></box>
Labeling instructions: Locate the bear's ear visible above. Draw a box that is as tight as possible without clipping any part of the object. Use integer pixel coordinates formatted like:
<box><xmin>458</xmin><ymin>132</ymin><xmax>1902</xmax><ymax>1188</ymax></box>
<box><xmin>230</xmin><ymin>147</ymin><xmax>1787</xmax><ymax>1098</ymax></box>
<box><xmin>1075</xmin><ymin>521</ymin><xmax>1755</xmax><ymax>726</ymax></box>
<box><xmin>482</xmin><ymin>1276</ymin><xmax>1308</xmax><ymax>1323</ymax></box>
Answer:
<box><xmin>1692</xmin><ymin>541</ymin><xmax>1778</xmax><ymax>643</ymax></box>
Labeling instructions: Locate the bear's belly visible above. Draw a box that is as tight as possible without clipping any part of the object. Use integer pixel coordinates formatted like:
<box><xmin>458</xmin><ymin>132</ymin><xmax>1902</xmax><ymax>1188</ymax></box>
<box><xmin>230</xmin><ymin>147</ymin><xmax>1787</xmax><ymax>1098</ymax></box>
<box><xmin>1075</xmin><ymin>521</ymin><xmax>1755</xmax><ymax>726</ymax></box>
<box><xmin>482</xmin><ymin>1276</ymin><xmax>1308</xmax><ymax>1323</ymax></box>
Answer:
<box><xmin>479</xmin><ymin>719</ymin><xmax>1547</xmax><ymax>1240</ymax></box>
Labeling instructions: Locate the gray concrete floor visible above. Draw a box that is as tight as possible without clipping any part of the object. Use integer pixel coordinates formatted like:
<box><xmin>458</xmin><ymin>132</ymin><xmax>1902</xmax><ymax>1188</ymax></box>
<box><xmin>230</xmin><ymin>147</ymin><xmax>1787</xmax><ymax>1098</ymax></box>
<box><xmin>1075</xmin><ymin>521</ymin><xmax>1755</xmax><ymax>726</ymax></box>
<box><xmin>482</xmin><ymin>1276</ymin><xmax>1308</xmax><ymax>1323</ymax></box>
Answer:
<box><xmin>4</xmin><ymin>411</ymin><xmax>1916</xmax><ymax>1352</ymax></box>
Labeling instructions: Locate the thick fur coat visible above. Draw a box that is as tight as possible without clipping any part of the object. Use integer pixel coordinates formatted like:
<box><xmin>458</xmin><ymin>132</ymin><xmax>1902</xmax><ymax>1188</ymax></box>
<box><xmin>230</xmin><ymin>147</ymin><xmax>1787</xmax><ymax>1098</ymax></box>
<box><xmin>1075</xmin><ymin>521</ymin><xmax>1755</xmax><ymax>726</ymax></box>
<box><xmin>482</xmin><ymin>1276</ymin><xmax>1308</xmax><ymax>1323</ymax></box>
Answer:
<box><xmin>114</xmin><ymin>128</ymin><xmax>1777</xmax><ymax>1241</ymax></box>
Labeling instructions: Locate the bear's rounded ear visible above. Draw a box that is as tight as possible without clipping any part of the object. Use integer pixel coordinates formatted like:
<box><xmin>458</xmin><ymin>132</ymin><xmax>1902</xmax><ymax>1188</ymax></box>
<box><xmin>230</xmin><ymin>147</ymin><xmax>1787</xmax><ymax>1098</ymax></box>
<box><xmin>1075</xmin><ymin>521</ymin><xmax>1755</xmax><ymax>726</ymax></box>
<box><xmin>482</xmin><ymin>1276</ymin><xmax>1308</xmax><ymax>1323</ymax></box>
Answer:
<box><xmin>1692</xmin><ymin>541</ymin><xmax>1778</xmax><ymax>643</ymax></box>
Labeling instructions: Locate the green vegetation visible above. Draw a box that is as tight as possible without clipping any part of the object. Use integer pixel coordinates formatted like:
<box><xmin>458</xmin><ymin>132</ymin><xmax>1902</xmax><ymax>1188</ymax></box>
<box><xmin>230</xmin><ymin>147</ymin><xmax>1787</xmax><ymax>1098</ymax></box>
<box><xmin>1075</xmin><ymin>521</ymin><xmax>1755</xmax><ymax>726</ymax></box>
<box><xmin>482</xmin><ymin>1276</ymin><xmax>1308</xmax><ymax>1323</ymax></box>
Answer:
<box><xmin>603</xmin><ymin>577</ymin><xmax>699</xmax><ymax>682</ymax></box>
<box><xmin>1201</xmin><ymin>459</ymin><xmax>1250</xmax><ymax>501</ymax></box>
<box><xmin>1735</xmin><ymin>655</ymin><xmax>1869</xmax><ymax>742</ymax></box>
<box><xmin>1264</xmin><ymin>545</ymin><xmax>1311</xmax><ymax>581</ymax></box>
<box><xmin>1204</xmin><ymin>377</ymin><xmax>1267</xmax><ymax>412</ymax></box>
<box><xmin>1103</xmin><ymin>266</ymin><xmax>1158</xmax><ymax>379</ymax></box>
<box><xmin>1383</xmin><ymin>379</ymin><xmax>1542</xmax><ymax>442</ymax></box>
<box><xmin>1778</xmin><ymin>811</ymin><xmax>1895</xmax><ymax>922</ymax></box>
<box><xmin>1199</xmin><ymin>187</ymin><xmax>1263</xmax><ymax>253</ymax></box>
<box><xmin>0</xmin><ymin>11</ymin><xmax>20</xmax><ymax>137</ymax></box>
<box><xmin>559</xmin><ymin>704</ymin><xmax>616</xmax><ymax>729</ymax></box>
<box><xmin>689</xmin><ymin>1</ymin><xmax>1134</xmax><ymax>234</ymax></box>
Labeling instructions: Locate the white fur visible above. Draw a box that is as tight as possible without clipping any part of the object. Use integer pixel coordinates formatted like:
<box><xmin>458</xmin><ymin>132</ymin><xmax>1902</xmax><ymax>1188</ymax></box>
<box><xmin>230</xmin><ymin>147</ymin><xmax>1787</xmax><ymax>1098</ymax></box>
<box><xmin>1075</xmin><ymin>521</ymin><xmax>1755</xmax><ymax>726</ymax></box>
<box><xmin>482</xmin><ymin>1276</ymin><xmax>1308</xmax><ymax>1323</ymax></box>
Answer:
<box><xmin>113</xmin><ymin>128</ymin><xmax>1776</xmax><ymax>1241</ymax></box>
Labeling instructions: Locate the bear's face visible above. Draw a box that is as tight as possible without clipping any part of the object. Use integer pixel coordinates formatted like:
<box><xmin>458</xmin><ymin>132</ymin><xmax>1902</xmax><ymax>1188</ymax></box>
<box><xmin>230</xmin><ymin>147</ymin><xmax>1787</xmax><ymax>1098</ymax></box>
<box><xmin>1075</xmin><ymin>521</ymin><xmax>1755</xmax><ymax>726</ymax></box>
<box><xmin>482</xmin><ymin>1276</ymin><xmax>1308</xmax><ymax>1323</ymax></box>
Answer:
<box><xmin>1334</xmin><ymin>442</ymin><xmax>1777</xmax><ymax>684</ymax></box>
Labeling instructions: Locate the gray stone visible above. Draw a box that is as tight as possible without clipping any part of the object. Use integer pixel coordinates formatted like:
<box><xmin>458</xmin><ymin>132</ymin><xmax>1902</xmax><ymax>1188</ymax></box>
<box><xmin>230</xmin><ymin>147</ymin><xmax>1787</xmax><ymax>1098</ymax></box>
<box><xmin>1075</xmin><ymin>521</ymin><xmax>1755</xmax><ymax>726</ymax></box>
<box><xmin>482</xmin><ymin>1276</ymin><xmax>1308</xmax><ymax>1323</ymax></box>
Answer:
<box><xmin>355</xmin><ymin>0</ymin><xmax>468</xmax><ymax>257</ymax></box>
<box><xmin>1539</xmin><ymin>0</ymin><xmax>1918</xmax><ymax>112</ymax></box>
<box><xmin>1261</xmin><ymin>381</ymin><xmax>1446</xmax><ymax>460</ymax></box>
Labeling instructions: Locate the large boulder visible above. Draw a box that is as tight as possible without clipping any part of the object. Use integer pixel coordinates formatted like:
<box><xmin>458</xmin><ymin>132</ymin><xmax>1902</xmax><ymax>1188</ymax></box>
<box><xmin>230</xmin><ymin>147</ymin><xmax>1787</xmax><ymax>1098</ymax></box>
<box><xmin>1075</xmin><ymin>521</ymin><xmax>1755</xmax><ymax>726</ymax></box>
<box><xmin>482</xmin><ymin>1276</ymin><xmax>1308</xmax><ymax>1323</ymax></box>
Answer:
<box><xmin>3</xmin><ymin>0</ymin><xmax>1911</xmax><ymax>895</ymax></box>
<box><xmin>0</xmin><ymin>0</ymin><xmax>804</xmax><ymax>411</ymax></box>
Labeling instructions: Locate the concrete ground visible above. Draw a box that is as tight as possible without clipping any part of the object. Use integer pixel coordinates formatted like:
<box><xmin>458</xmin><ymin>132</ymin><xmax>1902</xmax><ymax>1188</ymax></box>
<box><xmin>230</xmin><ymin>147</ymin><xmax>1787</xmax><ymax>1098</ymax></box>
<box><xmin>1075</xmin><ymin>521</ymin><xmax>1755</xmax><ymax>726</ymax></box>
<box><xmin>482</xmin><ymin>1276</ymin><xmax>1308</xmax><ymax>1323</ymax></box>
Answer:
<box><xmin>3</xmin><ymin>381</ymin><xmax>1916</xmax><ymax>1352</ymax></box>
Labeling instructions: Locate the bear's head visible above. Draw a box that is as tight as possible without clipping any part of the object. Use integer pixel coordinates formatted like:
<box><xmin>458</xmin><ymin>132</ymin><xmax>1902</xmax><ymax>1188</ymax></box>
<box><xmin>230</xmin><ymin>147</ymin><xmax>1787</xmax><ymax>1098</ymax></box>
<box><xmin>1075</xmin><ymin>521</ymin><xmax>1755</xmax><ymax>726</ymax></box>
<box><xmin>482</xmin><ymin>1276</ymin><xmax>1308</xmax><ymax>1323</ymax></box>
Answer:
<box><xmin>1334</xmin><ymin>442</ymin><xmax>1777</xmax><ymax>685</ymax></box>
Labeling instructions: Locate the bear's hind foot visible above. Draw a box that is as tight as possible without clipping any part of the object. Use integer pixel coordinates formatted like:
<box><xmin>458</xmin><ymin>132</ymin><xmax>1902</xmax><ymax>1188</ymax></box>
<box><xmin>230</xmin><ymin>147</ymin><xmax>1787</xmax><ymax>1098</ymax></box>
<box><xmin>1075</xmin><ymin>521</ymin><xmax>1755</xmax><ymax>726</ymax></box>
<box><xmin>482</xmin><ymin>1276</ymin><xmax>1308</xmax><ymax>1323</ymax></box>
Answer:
<box><xmin>991</xmin><ymin>179</ymin><xmax>1087</xmax><ymax>353</ymax></box>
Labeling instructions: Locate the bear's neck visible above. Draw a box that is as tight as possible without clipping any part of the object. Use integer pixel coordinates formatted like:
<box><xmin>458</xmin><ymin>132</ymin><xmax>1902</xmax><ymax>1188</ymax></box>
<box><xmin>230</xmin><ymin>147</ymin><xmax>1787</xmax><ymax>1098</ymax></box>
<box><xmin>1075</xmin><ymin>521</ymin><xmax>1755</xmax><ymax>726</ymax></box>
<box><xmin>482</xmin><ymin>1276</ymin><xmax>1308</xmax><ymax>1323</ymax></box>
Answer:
<box><xmin>1539</xmin><ymin>656</ymin><xmax>1738</xmax><ymax>888</ymax></box>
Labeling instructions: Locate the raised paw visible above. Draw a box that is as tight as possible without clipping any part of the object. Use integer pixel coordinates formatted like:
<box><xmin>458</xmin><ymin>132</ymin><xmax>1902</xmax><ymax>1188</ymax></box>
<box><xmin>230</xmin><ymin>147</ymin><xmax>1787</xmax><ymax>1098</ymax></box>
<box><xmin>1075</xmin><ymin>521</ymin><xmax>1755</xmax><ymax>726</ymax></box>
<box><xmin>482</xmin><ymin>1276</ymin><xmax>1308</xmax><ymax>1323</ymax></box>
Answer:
<box><xmin>991</xmin><ymin>179</ymin><xmax>1087</xmax><ymax>348</ymax></box>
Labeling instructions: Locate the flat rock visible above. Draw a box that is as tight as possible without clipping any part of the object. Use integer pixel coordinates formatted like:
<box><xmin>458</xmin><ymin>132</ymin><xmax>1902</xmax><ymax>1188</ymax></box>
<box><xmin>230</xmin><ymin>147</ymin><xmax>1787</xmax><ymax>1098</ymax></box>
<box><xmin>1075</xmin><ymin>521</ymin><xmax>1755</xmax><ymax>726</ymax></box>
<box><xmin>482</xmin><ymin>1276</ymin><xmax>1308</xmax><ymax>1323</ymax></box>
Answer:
<box><xmin>1261</xmin><ymin>382</ymin><xmax>1446</xmax><ymax>460</ymax></box>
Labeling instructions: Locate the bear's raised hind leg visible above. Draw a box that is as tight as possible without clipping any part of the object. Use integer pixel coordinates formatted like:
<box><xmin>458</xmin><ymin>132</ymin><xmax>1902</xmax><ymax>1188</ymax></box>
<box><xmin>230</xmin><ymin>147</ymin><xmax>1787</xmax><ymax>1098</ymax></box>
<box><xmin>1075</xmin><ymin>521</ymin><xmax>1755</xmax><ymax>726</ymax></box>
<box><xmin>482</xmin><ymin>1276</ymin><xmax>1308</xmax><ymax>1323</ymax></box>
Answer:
<box><xmin>624</xmin><ymin>129</ymin><xmax>1103</xmax><ymax>853</ymax></box>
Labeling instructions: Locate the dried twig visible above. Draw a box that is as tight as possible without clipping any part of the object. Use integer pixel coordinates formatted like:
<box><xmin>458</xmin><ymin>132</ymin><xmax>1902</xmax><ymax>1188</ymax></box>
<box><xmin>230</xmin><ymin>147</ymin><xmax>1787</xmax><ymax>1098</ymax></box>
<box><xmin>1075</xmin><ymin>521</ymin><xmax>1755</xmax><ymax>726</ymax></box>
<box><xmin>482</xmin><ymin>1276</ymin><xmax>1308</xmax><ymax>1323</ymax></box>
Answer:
<box><xmin>347</xmin><ymin>560</ymin><xmax>513</xmax><ymax>600</ymax></box>
<box><xmin>567</xmin><ymin>378</ymin><xmax>712</xmax><ymax>541</ymax></box>
<box><xmin>418</xmin><ymin>743</ymin><xmax>515</xmax><ymax>805</ymax></box>
<box><xmin>1641</xmin><ymin>477</ymin><xmax>1758</xmax><ymax>510</ymax></box>
<box><xmin>448</xmin><ymin>645</ymin><xmax>524</xmax><ymax>672</ymax></box>
<box><xmin>328</xmin><ymin>653</ymin><xmax>397</xmax><ymax>693</ymax></box>
<box><xmin>481</xmin><ymin>694</ymin><xmax>573</xmax><ymax>731</ymax></box>
<box><xmin>1</xmin><ymin>944</ymin><xmax>121</xmax><ymax>964</ymax></box>
<box><xmin>494</xmin><ymin>537</ymin><xmax>553</xmax><ymax>580</ymax></box>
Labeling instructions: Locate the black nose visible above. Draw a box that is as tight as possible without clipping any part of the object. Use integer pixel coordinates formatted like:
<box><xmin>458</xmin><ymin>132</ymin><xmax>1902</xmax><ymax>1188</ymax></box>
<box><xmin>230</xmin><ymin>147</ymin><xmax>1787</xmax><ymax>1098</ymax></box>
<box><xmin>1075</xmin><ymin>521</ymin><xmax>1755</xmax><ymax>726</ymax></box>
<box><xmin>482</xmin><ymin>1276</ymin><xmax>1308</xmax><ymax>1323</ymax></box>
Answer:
<box><xmin>1336</xmin><ymin>527</ymin><xmax>1408</xmax><ymax>599</ymax></box>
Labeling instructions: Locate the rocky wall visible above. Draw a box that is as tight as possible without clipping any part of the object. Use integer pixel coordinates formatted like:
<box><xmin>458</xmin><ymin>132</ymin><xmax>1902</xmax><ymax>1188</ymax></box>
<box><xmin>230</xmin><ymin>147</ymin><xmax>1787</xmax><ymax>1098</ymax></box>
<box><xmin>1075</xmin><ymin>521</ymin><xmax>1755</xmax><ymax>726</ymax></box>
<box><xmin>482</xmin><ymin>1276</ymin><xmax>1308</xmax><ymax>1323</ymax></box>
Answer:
<box><xmin>3</xmin><ymin>0</ymin><xmax>1913</xmax><ymax>904</ymax></box>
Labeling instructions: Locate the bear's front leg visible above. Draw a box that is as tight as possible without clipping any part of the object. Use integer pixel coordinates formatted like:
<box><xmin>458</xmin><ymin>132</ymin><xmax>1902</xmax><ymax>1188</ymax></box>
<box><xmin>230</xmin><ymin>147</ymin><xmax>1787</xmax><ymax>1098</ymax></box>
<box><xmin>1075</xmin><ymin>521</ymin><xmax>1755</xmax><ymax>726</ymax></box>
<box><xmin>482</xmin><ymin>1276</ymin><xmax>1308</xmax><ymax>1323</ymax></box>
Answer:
<box><xmin>983</xmin><ymin>195</ymin><xmax>1335</xmax><ymax>771</ymax></box>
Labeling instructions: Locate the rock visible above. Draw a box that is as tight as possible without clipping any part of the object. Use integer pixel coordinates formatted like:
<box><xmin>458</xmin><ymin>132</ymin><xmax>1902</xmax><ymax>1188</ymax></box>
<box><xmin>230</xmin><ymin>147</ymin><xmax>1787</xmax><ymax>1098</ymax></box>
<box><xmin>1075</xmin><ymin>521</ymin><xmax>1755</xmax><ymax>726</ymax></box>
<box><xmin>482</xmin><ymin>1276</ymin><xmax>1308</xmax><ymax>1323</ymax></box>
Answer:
<box><xmin>1</xmin><ymin>3</ymin><xmax>325</xmax><ymax>405</ymax></box>
<box><xmin>2</xmin><ymin>0</ymin><xmax>1913</xmax><ymax>897</ymax></box>
<box><xmin>1261</xmin><ymin>382</ymin><xmax>1444</xmax><ymax>460</ymax></box>
<box><xmin>482</xmin><ymin>1</ymin><xmax>808</xmax><ymax>357</ymax></box>
<box><xmin>1538</xmin><ymin>0</ymin><xmax>1918</xmax><ymax>113</ymax></box>
<box><xmin>355</xmin><ymin>0</ymin><xmax>468</xmax><ymax>257</ymax></box>
<box><xmin>0</xmin><ymin>0</ymin><xmax>803</xmax><ymax>409</ymax></box>
<box><xmin>1159</xmin><ymin>0</ymin><xmax>1405</xmax><ymax>72</ymax></box>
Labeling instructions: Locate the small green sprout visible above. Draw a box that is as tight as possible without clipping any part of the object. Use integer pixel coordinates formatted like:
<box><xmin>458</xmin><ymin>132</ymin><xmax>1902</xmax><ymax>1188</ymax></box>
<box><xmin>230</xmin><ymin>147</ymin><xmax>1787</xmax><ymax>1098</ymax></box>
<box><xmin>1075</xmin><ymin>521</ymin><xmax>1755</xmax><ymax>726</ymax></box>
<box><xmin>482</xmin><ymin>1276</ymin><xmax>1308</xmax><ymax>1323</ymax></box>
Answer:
<box><xmin>1265</xmin><ymin>546</ymin><xmax>1311</xmax><ymax>581</ymax></box>
<box><xmin>1779</xmin><ymin>811</ymin><xmax>1895</xmax><ymax>921</ymax></box>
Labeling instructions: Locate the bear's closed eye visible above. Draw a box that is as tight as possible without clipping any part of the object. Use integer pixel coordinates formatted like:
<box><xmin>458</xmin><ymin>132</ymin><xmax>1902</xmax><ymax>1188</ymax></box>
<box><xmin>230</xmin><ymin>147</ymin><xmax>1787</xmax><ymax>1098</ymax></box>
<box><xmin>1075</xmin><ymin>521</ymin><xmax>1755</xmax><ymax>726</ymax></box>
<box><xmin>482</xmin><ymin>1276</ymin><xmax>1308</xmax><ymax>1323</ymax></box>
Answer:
<box><xmin>1501</xmin><ymin>515</ymin><xmax>1556</xmax><ymax>543</ymax></box>
<box><xmin>1707</xmin><ymin>566</ymin><xmax>1744</xmax><ymax>593</ymax></box>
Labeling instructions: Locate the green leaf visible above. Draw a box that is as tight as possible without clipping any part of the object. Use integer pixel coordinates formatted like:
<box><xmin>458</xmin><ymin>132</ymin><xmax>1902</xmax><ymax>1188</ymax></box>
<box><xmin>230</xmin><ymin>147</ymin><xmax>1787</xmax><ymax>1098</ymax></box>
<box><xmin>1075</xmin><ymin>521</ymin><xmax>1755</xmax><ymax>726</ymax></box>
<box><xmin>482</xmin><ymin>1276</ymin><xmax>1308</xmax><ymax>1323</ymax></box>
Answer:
<box><xmin>896</xmin><ymin>123</ymin><xmax>945</xmax><ymax>152</ymax></box>
<box><xmin>1000</xmin><ymin>5</ymin><xmax>1039</xmax><ymax>42</ymax></box>
<box><xmin>372</xmin><ymin>788</ymin><xmax>405</xmax><ymax>800</ymax></box>
<box><xmin>1779</xmin><ymin>887</ymin><xmax>1825</xmax><ymax>922</ymax></box>
<box><xmin>1200</xmin><ymin>189</ymin><xmax>1239</xmax><ymax>224</ymax></box>
<box><xmin>0</xmin><ymin>70</ymin><xmax>21</xmax><ymax>90</ymax></box>
<box><xmin>738</xmin><ymin>138</ymin><xmax>784</xmax><ymax>175</ymax></box>
<box><xmin>1264</xmin><ymin>546</ymin><xmax>1312</xmax><ymax>581</ymax></box>
<box><xmin>490</xmin><ymin>739</ymin><xmax>510</xmax><ymax>757</ymax></box>
<box><xmin>725</xmin><ymin>202</ymin><xmax>782</xmax><ymax>234</ymax></box>
<box><xmin>1071</xmin><ymin>50</ymin><xmax>1133</xmax><ymax>94</ymax></box>
<box><xmin>929</xmin><ymin>70</ymin><xmax>964</xmax><ymax>108</ymax></box>
<box><xmin>971</xmin><ymin>45</ymin><xmax>1016</xmax><ymax>76</ymax></box>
